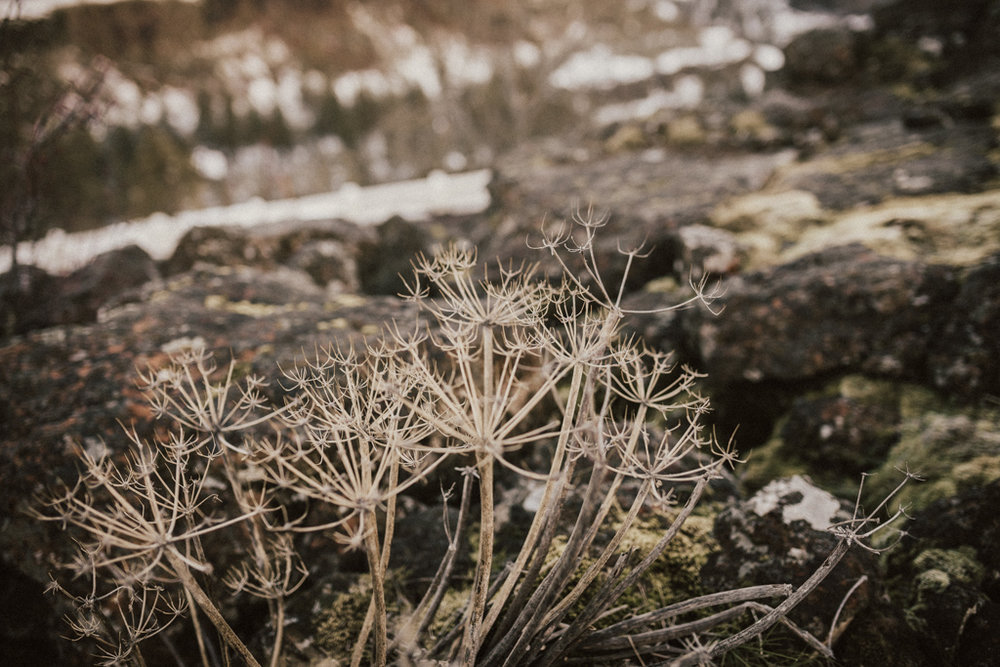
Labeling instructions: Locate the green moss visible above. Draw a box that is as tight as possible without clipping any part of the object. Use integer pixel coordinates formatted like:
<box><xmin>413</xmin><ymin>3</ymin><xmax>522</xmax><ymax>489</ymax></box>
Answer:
<box><xmin>742</xmin><ymin>375</ymin><xmax>905</xmax><ymax>495</ymax></box>
<box><xmin>742</xmin><ymin>374</ymin><xmax>1000</xmax><ymax>511</ymax></box>
<box><xmin>870</xmin><ymin>404</ymin><xmax>1000</xmax><ymax>511</ymax></box>
<box><xmin>313</xmin><ymin>572</ymin><xmax>409</xmax><ymax>663</ymax></box>
<box><xmin>313</xmin><ymin>577</ymin><xmax>375</xmax><ymax>662</ymax></box>
<box><xmin>616</xmin><ymin>512</ymin><xmax>717</xmax><ymax>613</ymax></box>
<box><xmin>535</xmin><ymin>507</ymin><xmax>719</xmax><ymax>630</ymax></box>
<box><xmin>912</xmin><ymin>547</ymin><xmax>984</xmax><ymax>588</ymax></box>
<box><xmin>914</xmin><ymin>568</ymin><xmax>952</xmax><ymax>595</ymax></box>
<box><xmin>741</xmin><ymin>433</ymin><xmax>813</xmax><ymax>491</ymax></box>
<box><xmin>428</xmin><ymin>586</ymin><xmax>471</xmax><ymax>640</ymax></box>
<box><xmin>904</xmin><ymin>547</ymin><xmax>986</xmax><ymax>634</ymax></box>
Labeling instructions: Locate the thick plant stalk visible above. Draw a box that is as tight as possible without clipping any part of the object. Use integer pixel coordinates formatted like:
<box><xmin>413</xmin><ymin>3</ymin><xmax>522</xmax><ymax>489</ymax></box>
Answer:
<box><xmin>479</xmin><ymin>364</ymin><xmax>585</xmax><ymax>640</ymax></box>
<box><xmin>363</xmin><ymin>515</ymin><xmax>389</xmax><ymax>667</ymax></box>
<box><xmin>352</xmin><ymin>458</ymin><xmax>401</xmax><ymax>667</ymax></box>
<box><xmin>463</xmin><ymin>451</ymin><xmax>495</xmax><ymax>664</ymax></box>
<box><xmin>460</xmin><ymin>323</ymin><xmax>498</xmax><ymax>664</ymax></box>
<box><xmin>166</xmin><ymin>550</ymin><xmax>261</xmax><ymax>667</ymax></box>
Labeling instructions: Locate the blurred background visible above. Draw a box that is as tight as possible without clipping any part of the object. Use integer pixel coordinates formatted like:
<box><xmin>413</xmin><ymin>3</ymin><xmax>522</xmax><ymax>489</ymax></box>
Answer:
<box><xmin>3</xmin><ymin>0</ymin><xmax>937</xmax><ymax>247</ymax></box>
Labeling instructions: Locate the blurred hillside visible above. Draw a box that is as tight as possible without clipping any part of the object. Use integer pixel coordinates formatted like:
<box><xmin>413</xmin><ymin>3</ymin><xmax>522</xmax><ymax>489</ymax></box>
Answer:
<box><xmin>3</xmin><ymin>0</ymin><xmax>868</xmax><ymax>237</ymax></box>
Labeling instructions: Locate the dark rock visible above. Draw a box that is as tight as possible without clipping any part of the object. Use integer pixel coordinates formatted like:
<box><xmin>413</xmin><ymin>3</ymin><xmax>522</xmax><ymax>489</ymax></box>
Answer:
<box><xmin>703</xmin><ymin>476</ymin><xmax>881</xmax><ymax>641</ymax></box>
<box><xmin>59</xmin><ymin>244</ymin><xmax>160</xmax><ymax>321</ymax></box>
<box><xmin>666</xmin><ymin>224</ymin><xmax>744</xmax><ymax>279</ymax></box>
<box><xmin>835</xmin><ymin>597</ymin><xmax>928</xmax><ymax>666</ymax></box>
<box><xmin>357</xmin><ymin>215</ymin><xmax>431</xmax><ymax>295</ymax></box>
<box><xmin>892</xmin><ymin>480</ymin><xmax>1000</xmax><ymax>596</ymax></box>
<box><xmin>286</xmin><ymin>238</ymin><xmax>358</xmax><ymax>292</ymax></box>
<box><xmin>250</xmin><ymin>218</ymin><xmax>374</xmax><ymax>285</ymax></box>
<box><xmin>163</xmin><ymin>225</ymin><xmax>258</xmax><ymax>275</ymax></box>
<box><xmin>871</xmin><ymin>0</ymin><xmax>1000</xmax><ymax>80</ymax></box>
<box><xmin>163</xmin><ymin>219</ymin><xmax>373</xmax><ymax>290</ymax></box>
<box><xmin>1</xmin><ymin>264</ymin><xmax>62</xmax><ymax>336</ymax></box>
<box><xmin>488</xmin><ymin>141</ymin><xmax>796</xmax><ymax>239</ymax></box>
<box><xmin>927</xmin><ymin>253</ymin><xmax>1000</xmax><ymax>396</ymax></box>
<box><xmin>881</xmin><ymin>480</ymin><xmax>1000</xmax><ymax>665</ymax></box>
<box><xmin>684</xmin><ymin>243</ymin><xmax>960</xmax><ymax>387</ymax></box>
<box><xmin>0</xmin><ymin>561</ymin><xmax>87</xmax><ymax>666</ymax></box>
<box><xmin>769</xmin><ymin>120</ymin><xmax>997</xmax><ymax>210</ymax></box>
<box><xmin>780</xmin><ymin>392</ymin><xmax>901</xmax><ymax>475</ymax></box>
<box><xmin>784</xmin><ymin>27</ymin><xmax>861</xmax><ymax>85</ymax></box>
<box><xmin>1</xmin><ymin>245</ymin><xmax>159</xmax><ymax>336</ymax></box>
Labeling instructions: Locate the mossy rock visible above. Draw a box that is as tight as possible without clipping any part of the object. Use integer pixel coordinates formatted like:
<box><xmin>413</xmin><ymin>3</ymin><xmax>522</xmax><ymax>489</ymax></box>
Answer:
<box><xmin>313</xmin><ymin>577</ymin><xmax>376</xmax><ymax>662</ymax></box>
<box><xmin>742</xmin><ymin>374</ymin><xmax>1000</xmax><ymax>512</ymax></box>
<box><xmin>870</xmin><ymin>403</ymin><xmax>1000</xmax><ymax>512</ymax></box>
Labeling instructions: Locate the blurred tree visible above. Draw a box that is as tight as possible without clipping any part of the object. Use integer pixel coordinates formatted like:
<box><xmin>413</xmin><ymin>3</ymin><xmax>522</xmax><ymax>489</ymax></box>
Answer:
<box><xmin>1</xmin><ymin>0</ymin><xmax>106</xmax><ymax>334</ymax></box>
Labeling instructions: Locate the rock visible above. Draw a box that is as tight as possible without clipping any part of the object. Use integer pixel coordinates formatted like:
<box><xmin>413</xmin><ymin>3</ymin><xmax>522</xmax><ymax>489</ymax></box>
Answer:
<box><xmin>1</xmin><ymin>245</ymin><xmax>159</xmax><ymax>336</ymax></box>
<box><xmin>739</xmin><ymin>371</ymin><xmax>1000</xmax><ymax>511</ymax></box>
<box><xmin>0</xmin><ymin>264</ymin><xmax>62</xmax><ymax>336</ymax></box>
<box><xmin>684</xmin><ymin>243</ymin><xmax>960</xmax><ymax>387</ymax></box>
<box><xmin>884</xmin><ymin>480</ymin><xmax>1000</xmax><ymax>666</ymax></box>
<box><xmin>603</xmin><ymin>123</ymin><xmax>648</xmax><ymax>153</ymax></box>
<box><xmin>728</xmin><ymin>108</ymin><xmax>784</xmax><ymax>148</ymax></box>
<box><xmin>766</xmin><ymin>120</ymin><xmax>997</xmax><ymax>210</ymax></box>
<box><xmin>873</xmin><ymin>403</ymin><xmax>1000</xmax><ymax>512</ymax></box>
<box><xmin>735</xmin><ymin>190</ymin><xmax>1000</xmax><ymax>271</ymax></box>
<box><xmin>784</xmin><ymin>27</ymin><xmax>860</xmax><ymax>84</ymax></box>
<box><xmin>357</xmin><ymin>215</ymin><xmax>432</xmax><ymax>295</ymax></box>
<box><xmin>163</xmin><ymin>219</ymin><xmax>373</xmax><ymax>290</ymax></box>
<box><xmin>927</xmin><ymin>253</ymin><xmax>1000</xmax><ymax>396</ymax></box>
<box><xmin>708</xmin><ymin>189</ymin><xmax>827</xmax><ymax>269</ymax></box>
<box><xmin>703</xmin><ymin>476</ymin><xmax>882</xmax><ymax>643</ymax></box>
<box><xmin>287</xmin><ymin>238</ymin><xmax>359</xmax><ymax>293</ymax></box>
<box><xmin>59</xmin><ymin>244</ymin><xmax>160</xmax><ymax>322</ymax></box>
<box><xmin>835</xmin><ymin>596</ymin><xmax>928</xmax><ymax>666</ymax></box>
<box><xmin>0</xmin><ymin>561</ymin><xmax>83</xmax><ymax>665</ymax></box>
<box><xmin>667</xmin><ymin>224</ymin><xmax>744</xmax><ymax>279</ymax></box>
<box><xmin>163</xmin><ymin>225</ymin><xmax>258</xmax><ymax>275</ymax></box>
<box><xmin>489</xmin><ymin>140</ymin><xmax>797</xmax><ymax>237</ymax></box>
<box><xmin>778</xmin><ymin>389</ymin><xmax>900</xmax><ymax>476</ymax></box>
<box><xmin>871</xmin><ymin>0</ymin><xmax>1000</xmax><ymax>80</ymax></box>
<box><xmin>664</xmin><ymin>115</ymin><xmax>706</xmax><ymax>146</ymax></box>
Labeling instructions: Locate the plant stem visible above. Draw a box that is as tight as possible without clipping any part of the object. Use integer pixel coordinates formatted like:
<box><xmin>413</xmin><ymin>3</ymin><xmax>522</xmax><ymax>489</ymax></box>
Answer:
<box><xmin>480</xmin><ymin>364</ymin><xmax>584</xmax><ymax>638</ymax></box>
<box><xmin>701</xmin><ymin>538</ymin><xmax>852</xmax><ymax>660</ymax></box>
<box><xmin>166</xmin><ymin>550</ymin><xmax>261</xmax><ymax>667</ymax></box>
<box><xmin>364</xmin><ymin>513</ymin><xmax>389</xmax><ymax>667</ymax></box>
<box><xmin>463</xmin><ymin>451</ymin><xmax>494</xmax><ymax>665</ymax></box>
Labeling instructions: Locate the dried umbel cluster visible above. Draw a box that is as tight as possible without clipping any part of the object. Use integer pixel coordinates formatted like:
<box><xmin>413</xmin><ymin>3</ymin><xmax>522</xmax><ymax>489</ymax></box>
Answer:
<box><xmin>35</xmin><ymin>214</ymin><xmax>916</xmax><ymax>666</ymax></box>
<box><xmin>34</xmin><ymin>346</ymin><xmax>306</xmax><ymax>667</ymax></box>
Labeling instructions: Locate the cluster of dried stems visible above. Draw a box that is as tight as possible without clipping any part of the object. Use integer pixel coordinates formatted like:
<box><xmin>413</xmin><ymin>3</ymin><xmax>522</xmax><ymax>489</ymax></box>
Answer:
<box><xmin>35</xmin><ymin>214</ymin><xmax>917</xmax><ymax>666</ymax></box>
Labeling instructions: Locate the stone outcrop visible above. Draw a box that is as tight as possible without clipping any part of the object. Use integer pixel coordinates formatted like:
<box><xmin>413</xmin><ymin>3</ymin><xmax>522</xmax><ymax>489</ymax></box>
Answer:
<box><xmin>3</xmin><ymin>1</ymin><xmax>1000</xmax><ymax>662</ymax></box>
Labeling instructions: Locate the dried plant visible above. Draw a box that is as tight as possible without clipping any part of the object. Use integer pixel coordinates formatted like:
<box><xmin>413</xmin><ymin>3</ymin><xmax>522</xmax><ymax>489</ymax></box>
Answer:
<box><xmin>36</xmin><ymin>213</ymin><xmax>916</xmax><ymax>666</ymax></box>
<box><xmin>33</xmin><ymin>346</ymin><xmax>302</xmax><ymax>667</ymax></box>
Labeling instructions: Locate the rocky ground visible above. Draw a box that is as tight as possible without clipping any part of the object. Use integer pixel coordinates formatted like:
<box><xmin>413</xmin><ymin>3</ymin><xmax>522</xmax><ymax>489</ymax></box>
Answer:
<box><xmin>2</xmin><ymin>1</ymin><xmax>1000</xmax><ymax>665</ymax></box>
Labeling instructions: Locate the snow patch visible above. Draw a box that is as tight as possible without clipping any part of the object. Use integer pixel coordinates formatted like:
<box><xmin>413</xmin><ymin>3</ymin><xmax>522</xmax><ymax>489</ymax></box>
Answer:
<box><xmin>549</xmin><ymin>44</ymin><xmax>656</xmax><ymax>90</ymax></box>
<box><xmin>190</xmin><ymin>146</ymin><xmax>229</xmax><ymax>181</ymax></box>
<box><xmin>1</xmin><ymin>170</ymin><xmax>493</xmax><ymax>275</ymax></box>
<box><xmin>594</xmin><ymin>74</ymin><xmax>704</xmax><ymax>124</ymax></box>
